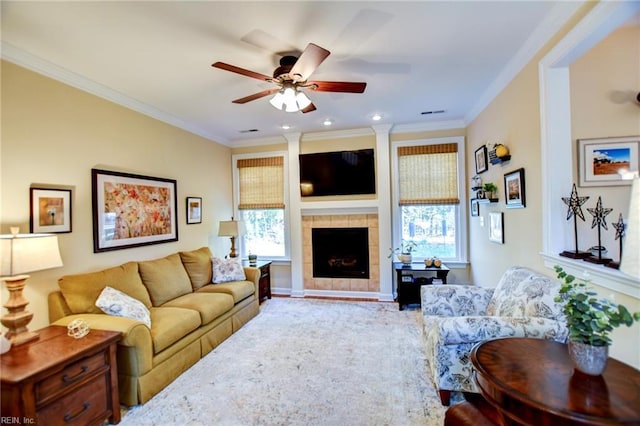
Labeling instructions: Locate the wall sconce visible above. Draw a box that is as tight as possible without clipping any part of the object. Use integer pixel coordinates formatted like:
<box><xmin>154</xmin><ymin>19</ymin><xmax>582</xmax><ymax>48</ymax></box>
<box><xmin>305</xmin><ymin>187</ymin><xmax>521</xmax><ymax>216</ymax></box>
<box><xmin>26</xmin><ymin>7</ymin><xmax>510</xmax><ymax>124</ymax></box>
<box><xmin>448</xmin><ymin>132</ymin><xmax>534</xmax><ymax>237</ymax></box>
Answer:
<box><xmin>218</xmin><ymin>218</ymin><xmax>243</xmax><ymax>258</ymax></box>
<box><xmin>0</xmin><ymin>228</ymin><xmax>63</xmax><ymax>345</ymax></box>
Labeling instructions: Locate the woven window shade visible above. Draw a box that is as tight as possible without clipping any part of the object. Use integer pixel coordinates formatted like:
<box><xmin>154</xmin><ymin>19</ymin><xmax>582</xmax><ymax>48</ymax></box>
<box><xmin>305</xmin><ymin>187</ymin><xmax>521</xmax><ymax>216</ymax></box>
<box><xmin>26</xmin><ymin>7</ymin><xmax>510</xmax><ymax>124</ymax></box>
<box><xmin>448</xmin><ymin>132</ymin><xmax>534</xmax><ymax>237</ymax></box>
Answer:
<box><xmin>398</xmin><ymin>143</ymin><xmax>459</xmax><ymax>205</ymax></box>
<box><xmin>238</xmin><ymin>157</ymin><xmax>285</xmax><ymax>209</ymax></box>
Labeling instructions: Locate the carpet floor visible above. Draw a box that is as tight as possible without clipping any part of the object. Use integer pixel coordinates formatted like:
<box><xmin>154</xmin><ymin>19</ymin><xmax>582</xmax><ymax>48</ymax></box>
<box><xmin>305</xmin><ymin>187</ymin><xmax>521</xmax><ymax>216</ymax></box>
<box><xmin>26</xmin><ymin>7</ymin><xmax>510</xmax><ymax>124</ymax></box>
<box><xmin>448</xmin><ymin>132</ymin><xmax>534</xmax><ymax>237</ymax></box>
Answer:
<box><xmin>120</xmin><ymin>298</ymin><xmax>446</xmax><ymax>425</ymax></box>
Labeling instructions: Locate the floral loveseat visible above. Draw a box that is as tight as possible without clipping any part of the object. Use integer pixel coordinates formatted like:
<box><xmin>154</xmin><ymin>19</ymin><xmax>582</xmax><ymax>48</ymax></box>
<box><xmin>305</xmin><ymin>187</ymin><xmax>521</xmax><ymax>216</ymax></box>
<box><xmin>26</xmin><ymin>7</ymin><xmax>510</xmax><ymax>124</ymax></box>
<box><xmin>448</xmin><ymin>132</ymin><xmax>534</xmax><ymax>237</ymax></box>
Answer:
<box><xmin>48</xmin><ymin>247</ymin><xmax>260</xmax><ymax>406</ymax></box>
<box><xmin>421</xmin><ymin>266</ymin><xmax>568</xmax><ymax>405</ymax></box>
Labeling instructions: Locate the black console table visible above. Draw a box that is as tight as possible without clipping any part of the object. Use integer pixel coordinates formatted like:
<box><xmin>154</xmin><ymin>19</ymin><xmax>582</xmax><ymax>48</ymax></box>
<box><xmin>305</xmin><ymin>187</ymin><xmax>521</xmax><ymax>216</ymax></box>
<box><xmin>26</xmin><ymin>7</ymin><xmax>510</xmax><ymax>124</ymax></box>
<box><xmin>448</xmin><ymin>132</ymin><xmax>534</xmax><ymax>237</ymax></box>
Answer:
<box><xmin>394</xmin><ymin>262</ymin><xmax>450</xmax><ymax>310</ymax></box>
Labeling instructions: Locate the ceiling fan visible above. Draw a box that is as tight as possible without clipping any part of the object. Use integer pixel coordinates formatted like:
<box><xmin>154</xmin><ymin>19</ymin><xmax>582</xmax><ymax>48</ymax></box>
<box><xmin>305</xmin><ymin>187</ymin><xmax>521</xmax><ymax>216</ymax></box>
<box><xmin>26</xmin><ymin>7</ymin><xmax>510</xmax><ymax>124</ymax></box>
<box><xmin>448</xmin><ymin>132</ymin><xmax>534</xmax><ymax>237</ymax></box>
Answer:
<box><xmin>212</xmin><ymin>43</ymin><xmax>367</xmax><ymax>113</ymax></box>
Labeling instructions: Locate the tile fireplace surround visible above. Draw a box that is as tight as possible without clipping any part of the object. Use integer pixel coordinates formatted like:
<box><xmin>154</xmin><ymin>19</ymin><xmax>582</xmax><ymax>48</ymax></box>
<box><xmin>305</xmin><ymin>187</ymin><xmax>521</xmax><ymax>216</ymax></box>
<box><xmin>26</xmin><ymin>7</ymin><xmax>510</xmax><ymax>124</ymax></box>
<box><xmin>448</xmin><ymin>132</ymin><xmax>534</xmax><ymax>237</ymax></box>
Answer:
<box><xmin>302</xmin><ymin>214</ymin><xmax>380</xmax><ymax>293</ymax></box>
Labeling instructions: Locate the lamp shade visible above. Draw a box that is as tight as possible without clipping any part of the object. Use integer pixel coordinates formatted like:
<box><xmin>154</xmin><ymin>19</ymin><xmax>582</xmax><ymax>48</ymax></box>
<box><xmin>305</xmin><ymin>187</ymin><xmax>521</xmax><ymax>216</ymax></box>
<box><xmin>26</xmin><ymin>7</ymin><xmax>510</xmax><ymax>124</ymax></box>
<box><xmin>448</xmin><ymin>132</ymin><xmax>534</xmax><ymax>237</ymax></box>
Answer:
<box><xmin>218</xmin><ymin>220</ymin><xmax>242</xmax><ymax>237</ymax></box>
<box><xmin>620</xmin><ymin>177</ymin><xmax>640</xmax><ymax>278</ymax></box>
<box><xmin>0</xmin><ymin>233</ymin><xmax>63</xmax><ymax>277</ymax></box>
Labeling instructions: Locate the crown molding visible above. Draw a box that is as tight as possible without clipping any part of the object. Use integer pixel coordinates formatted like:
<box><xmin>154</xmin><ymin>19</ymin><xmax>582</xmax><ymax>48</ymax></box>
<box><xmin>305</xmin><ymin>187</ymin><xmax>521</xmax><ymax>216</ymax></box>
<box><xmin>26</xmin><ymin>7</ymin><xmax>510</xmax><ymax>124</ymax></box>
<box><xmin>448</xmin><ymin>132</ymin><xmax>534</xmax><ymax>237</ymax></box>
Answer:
<box><xmin>464</xmin><ymin>1</ymin><xmax>585</xmax><ymax>125</ymax></box>
<box><xmin>1</xmin><ymin>42</ymin><xmax>231</xmax><ymax>146</ymax></box>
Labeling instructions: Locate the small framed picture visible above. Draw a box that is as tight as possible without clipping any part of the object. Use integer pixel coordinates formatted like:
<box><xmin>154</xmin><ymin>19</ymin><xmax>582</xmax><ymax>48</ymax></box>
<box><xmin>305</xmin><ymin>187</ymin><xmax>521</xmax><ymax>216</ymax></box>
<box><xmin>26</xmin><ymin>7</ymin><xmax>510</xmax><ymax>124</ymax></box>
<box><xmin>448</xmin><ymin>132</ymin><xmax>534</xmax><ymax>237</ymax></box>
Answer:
<box><xmin>578</xmin><ymin>136</ymin><xmax>639</xmax><ymax>187</ymax></box>
<box><xmin>470</xmin><ymin>198</ymin><xmax>480</xmax><ymax>217</ymax></box>
<box><xmin>186</xmin><ymin>197</ymin><xmax>202</xmax><ymax>224</ymax></box>
<box><xmin>475</xmin><ymin>145</ymin><xmax>488</xmax><ymax>174</ymax></box>
<box><xmin>504</xmin><ymin>168</ymin><xmax>526</xmax><ymax>209</ymax></box>
<box><xmin>30</xmin><ymin>187</ymin><xmax>72</xmax><ymax>233</ymax></box>
<box><xmin>489</xmin><ymin>212</ymin><xmax>504</xmax><ymax>244</ymax></box>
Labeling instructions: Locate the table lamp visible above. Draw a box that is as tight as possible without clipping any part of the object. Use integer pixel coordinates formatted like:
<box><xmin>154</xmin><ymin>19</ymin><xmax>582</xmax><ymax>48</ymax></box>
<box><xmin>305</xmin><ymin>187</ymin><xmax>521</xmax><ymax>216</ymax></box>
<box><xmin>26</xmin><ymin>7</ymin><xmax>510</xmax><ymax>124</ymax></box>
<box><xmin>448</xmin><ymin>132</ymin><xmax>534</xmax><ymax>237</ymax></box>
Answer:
<box><xmin>620</xmin><ymin>176</ymin><xmax>639</xmax><ymax>279</ymax></box>
<box><xmin>0</xmin><ymin>228</ymin><xmax>63</xmax><ymax>345</ymax></box>
<box><xmin>218</xmin><ymin>218</ymin><xmax>242</xmax><ymax>258</ymax></box>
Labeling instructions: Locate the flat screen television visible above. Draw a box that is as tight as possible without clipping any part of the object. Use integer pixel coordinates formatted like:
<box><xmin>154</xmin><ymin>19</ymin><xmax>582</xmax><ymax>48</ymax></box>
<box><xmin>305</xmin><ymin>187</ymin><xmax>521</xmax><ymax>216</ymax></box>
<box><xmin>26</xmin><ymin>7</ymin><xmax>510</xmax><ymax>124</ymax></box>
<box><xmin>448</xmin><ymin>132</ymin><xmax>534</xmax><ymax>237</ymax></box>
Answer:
<box><xmin>299</xmin><ymin>149</ymin><xmax>376</xmax><ymax>197</ymax></box>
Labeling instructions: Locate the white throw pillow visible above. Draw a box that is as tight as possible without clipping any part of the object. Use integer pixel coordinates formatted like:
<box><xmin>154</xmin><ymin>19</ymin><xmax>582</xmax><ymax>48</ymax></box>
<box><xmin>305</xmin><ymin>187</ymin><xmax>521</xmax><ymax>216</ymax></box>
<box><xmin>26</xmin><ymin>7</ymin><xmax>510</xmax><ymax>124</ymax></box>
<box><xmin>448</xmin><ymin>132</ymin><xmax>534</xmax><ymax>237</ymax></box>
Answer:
<box><xmin>95</xmin><ymin>286</ymin><xmax>151</xmax><ymax>328</ymax></box>
<box><xmin>211</xmin><ymin>257</ymin><xmax>246</xmax><ymax>283</ymax></box>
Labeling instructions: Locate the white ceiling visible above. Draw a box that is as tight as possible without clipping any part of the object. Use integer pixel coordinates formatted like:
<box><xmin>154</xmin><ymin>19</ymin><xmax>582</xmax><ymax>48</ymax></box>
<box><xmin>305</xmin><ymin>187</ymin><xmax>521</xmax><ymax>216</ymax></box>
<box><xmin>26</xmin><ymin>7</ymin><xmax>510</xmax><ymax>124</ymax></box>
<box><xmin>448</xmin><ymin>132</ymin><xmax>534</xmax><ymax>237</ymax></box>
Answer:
<box><xmin>1</xmin><ymin>1</ymin><xmax>584</xmax><ymax>146</ymax></box>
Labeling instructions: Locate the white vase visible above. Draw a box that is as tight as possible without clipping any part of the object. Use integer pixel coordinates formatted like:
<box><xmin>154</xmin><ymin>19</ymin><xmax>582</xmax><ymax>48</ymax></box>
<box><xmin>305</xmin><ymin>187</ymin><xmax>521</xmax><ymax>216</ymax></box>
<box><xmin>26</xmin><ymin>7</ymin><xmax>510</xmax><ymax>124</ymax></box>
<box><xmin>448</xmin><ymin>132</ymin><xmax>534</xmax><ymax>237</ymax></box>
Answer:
<box><xmin>397</xmin><ymin>254</ymin><xmax>412</xmax><ymax>264</ymax></box>
<box><xmin>568</xmin><ymin>341</ymin><xmax>609</xmax><ymax>375</ymax></box>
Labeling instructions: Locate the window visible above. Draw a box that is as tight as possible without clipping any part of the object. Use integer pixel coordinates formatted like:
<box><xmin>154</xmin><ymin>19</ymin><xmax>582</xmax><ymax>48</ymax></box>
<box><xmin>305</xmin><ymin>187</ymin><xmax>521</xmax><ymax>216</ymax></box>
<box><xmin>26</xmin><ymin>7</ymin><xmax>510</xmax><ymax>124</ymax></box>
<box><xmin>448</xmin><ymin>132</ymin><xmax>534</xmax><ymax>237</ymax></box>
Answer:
<box><xmin>234</xmin><ymin>154</ymin><xmax>288</xmax><ymax>259</ymax></box>
<box><xmin>392</xmin><ymin>138</ymin><xmax>467</xmax><ymax>263</ymax></box>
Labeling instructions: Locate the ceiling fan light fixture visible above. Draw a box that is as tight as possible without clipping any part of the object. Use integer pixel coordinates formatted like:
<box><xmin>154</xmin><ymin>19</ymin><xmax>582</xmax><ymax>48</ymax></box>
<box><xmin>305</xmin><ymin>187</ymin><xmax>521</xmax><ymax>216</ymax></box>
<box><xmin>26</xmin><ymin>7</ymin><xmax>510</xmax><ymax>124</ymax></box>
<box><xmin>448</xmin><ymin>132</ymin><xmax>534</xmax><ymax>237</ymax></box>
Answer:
<box><xmin>296</xmin><ymin>91</ymin><xmax>312</xmax><ymax>109</ymax></box>
<box><xmin>269</xmin><ymin>91</ymin><xmax>285</xmax><ymax>110</ymax></box>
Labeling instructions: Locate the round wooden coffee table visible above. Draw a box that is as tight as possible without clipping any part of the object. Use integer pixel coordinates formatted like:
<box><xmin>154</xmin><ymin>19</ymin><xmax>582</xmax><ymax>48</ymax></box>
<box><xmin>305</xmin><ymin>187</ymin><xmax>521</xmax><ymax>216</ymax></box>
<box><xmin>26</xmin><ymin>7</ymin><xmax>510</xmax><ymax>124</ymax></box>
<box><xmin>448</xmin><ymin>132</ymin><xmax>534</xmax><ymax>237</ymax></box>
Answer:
<box><xmin>471</xmin><ymin>337</ymin><xmax>640</xmax><ymax>425</ymax></box>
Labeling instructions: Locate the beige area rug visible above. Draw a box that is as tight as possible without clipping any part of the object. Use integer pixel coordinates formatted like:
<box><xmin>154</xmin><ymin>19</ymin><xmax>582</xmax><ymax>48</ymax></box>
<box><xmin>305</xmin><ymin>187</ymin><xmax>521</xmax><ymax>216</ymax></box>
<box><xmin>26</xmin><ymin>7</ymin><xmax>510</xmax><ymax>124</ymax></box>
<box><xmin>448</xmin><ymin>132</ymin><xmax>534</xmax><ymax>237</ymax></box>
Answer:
<box><xmin>120</xmin><ymin>298</ymin><xmax>446</xmax><ymax>425</ymax></box>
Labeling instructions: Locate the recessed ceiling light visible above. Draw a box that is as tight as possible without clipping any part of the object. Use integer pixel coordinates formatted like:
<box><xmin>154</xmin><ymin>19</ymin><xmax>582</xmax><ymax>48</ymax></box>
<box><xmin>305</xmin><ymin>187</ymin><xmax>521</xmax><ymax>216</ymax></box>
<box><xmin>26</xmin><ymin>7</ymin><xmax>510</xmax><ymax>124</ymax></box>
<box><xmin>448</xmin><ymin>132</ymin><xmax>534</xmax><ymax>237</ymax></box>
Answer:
<box><xmin>372</xmin><ymin>114</ymin><xmax>382</xmax><ymax>121</ymax></box>
<box><xmin>281</xmin><ymin>124</ymin><xmax>291</xmax><ymax>130</ymax></box>
<box><xmin>323</xmin><ymin>119</ymin><xmax>333</xmax><ymax>126</ymax></box>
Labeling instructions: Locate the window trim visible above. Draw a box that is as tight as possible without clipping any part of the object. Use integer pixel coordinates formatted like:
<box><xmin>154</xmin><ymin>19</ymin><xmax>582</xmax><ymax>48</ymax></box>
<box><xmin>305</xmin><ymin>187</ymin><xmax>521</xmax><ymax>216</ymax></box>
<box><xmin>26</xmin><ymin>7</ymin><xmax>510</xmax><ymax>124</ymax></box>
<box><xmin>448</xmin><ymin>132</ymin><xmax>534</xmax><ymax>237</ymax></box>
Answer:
<box><xmin>232</xmin><ymin>151</ymin><xmax>290</xmax><ymax>260</ymax></box>
<box><xmin>391</xmin><ymin>137</ymin><xmax>468</xmax><ymax>263</ymax></box>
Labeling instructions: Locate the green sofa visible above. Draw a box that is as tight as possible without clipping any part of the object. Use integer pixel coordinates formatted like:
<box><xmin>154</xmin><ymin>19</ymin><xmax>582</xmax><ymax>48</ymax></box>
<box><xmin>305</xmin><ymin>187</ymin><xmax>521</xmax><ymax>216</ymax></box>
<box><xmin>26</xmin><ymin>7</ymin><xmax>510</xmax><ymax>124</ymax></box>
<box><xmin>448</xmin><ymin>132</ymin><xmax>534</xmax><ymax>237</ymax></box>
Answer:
<box><xmin>48</xmin><ymin>247</ymin><xmax>260</xmax><ymax>406</ymax></box>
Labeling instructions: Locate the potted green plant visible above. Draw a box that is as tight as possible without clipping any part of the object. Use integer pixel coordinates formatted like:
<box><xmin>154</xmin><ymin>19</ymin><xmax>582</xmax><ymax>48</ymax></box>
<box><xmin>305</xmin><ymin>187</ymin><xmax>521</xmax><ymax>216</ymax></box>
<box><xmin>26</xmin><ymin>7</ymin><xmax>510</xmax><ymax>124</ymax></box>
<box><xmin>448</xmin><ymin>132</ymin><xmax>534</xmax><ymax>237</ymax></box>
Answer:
<box><xmin>388</xmin><ymin>241</ymin><xmax>417</xmax><ymax>264</ymax></box>
<box><xmin>482</xmin><ymin>182</ymin><xmax>498</xmax><ymax>199</ymax></box>
<box><xmin>554</xmin><ymin>265</ymin><xmax>640</xmax><ymax>375</ymax></box>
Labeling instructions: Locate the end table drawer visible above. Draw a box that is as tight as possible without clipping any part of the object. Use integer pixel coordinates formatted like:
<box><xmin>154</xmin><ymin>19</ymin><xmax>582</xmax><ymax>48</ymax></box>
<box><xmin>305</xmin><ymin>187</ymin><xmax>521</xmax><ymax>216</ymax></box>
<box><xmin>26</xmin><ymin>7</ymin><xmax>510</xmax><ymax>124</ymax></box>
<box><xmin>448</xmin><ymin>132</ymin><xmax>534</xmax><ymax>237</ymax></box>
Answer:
<box><xmin>35</xmin><ymin>351</ymin><xmax>107</xmax><ymax>404</ymax></box>
<box><xmin>36</xmin><ymin>374</ymin><xmax>109</xmax><ymax>426</ymax></box>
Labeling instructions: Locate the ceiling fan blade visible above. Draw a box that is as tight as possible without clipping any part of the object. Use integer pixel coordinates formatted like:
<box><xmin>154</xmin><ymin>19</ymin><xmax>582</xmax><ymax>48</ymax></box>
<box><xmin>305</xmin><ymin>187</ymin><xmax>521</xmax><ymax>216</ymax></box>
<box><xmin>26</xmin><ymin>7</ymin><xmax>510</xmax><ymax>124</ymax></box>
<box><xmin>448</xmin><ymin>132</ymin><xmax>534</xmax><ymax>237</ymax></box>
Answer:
<box><xmin>301</xmin><ymin>103</ymin><xmax>316</xmax><ymax>114</ymax></box>
<box><xmin>212</xmin><ymin>62</ymin><xmax>272</xmax><ymax>82</ymax></box>
<box><xmin>232</xmin><ymin>88</ymin><xmax>280</xmax><ymax>104</ymax></box>
<box><xmin>289</xmin><ymin>43</ymin><xmax>330</xmax><ymax>81</ymax></box>
<box><xmin>308</xmin><ymin>81</ymin><xmax>367</xmax><ymax>93</ymax></box>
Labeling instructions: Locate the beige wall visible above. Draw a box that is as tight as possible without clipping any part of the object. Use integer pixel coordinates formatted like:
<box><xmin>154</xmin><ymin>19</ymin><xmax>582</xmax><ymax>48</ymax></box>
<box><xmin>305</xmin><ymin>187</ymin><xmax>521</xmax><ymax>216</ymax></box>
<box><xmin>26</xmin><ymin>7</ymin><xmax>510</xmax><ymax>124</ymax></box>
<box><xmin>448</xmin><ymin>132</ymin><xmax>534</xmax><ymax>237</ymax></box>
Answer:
<box><xmin>1</xmin><ymin>61</ymin><xmax>233</xmax><ymax>331</ymax></box>
<box><xmin>467</xmin><ymin>6</ymin><xmax>640</xmax><ymax>367</ymax></box>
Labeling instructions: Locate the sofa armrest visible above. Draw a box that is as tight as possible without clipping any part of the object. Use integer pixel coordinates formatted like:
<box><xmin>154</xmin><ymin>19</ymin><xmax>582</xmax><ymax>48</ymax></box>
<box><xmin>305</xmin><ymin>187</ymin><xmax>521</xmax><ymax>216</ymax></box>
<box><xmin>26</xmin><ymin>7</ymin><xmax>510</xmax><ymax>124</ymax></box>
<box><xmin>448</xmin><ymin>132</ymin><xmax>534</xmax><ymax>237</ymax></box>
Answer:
<box><xmin>421</xmin><ymin>285</ymin><xmax>494</xmax><ymax>317</ymax></box>
<box><xmin>51</xmin><ymin>314</ymin><xmax>153</xmax><ymax>375</ymax></box>
<box><xmin>48</xmin><ymin>291</ymin><xmax>73</xmax><ymax>323</ymax></box>
<box><xmin>432</xmin><ymin>316</ymin><xmax>569</xmax><ymax>345</ymax></box>
<box><xmin>243</xmin><ymin>266</ymin><xmax>260</xmax><ymax>297</ymax></box>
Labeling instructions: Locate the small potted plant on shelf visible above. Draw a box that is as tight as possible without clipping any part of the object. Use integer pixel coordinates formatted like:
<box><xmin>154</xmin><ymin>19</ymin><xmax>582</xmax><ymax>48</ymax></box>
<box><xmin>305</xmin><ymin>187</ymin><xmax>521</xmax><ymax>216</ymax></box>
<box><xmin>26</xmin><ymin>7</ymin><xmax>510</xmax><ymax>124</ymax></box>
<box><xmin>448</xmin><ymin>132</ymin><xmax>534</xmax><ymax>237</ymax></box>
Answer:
<box><xmin>388</xmin><ymin>241</ymin><xmax>417</xmax><ymax>264</ymax></box>
<box><xmin>482</xmin><ymin>182</ymin><xmax>498</xmax><ymax>199</ymax></box>
<box><xmin>554</xmin><ymin>265</ymin><xmax>640</xmax><ymax>375</ymax></box>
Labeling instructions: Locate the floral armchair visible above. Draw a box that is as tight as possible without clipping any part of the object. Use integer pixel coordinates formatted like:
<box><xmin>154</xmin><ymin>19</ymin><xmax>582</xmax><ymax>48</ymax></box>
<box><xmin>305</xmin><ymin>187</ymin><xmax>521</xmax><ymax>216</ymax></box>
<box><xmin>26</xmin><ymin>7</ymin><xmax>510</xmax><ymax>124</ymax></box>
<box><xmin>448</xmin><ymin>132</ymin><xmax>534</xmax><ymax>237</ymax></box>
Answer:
<box><xmin>421</xmin><ymin>266</ymin><xmax>568</xmax><ymax>405</ymax></box>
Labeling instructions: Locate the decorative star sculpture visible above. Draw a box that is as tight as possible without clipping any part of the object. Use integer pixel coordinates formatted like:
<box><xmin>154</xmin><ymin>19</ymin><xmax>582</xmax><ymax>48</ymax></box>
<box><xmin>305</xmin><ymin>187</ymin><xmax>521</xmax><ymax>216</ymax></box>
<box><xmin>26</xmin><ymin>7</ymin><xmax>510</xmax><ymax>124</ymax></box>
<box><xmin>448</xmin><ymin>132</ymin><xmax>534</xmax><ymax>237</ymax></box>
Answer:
<box><xmin>561</xmin><ymin>183</ymin><xmax>589</xmax><ymax>221</ymax></box>
<box><xmin>587</xmin><ymin>196</ymin><xmax>613</xmax><ymax>230</ymax></box>
<box><xmin>612</xmin><ymin>213</ymin><xmax>625</xmax><ymax>241</ymax></box>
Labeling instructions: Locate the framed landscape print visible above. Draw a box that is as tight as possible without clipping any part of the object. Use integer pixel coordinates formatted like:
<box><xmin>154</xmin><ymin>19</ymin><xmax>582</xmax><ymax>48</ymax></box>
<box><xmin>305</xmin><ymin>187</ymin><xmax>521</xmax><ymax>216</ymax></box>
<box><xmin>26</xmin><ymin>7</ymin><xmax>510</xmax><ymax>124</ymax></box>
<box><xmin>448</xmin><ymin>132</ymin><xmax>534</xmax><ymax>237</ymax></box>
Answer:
<box><xmin>30</xmin><ymin>187</ymin><xmax>72</xmax><ymax>233</ymax></box>
<box><xmin>186</xmin><ymin>197</ymin><xmax>202</xmax><ymax>224</ymax></box>
<box><xmin>92</xmin><ymin>169</ymin><xmax>178</xmax><ymax>252</ymax></box>
<box><xmin>504</xmin><ymin>168</ymin><xmax>526</xmax><ymax>209</ymax></box>
<box><xmin>578</xmin><ymin>136</ymin><xmax>639</xmax><ymax>187</ymax></box>
<box><xmin>475</xmin><ymin>145</ymin><xmax>488</xmax><ymax>174</ymax></box>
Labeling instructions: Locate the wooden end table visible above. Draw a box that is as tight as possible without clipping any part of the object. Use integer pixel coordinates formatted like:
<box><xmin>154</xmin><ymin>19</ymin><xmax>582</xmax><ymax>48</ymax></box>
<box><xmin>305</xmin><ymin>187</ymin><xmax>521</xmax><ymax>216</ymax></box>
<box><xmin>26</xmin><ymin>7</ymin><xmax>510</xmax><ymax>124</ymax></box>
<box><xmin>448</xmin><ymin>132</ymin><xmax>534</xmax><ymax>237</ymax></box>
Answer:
<box><xmin>471</xmin><ymin>337</ymin><xmax>640</xmax><ymax>425</ymax></box>
<box><xmin>394</xmin><ymin>262</ymin><xmax>450</xmax><ymax>310</ymax></box>
<box><xmin>1</xmin><ymin>325</ymin><xmax>122</xmax><ymax>425</ymax></box>
<box><xmin>244</xmin><ymin>260</ymin><xmax>272</xmax><ymax>303</ymax></box>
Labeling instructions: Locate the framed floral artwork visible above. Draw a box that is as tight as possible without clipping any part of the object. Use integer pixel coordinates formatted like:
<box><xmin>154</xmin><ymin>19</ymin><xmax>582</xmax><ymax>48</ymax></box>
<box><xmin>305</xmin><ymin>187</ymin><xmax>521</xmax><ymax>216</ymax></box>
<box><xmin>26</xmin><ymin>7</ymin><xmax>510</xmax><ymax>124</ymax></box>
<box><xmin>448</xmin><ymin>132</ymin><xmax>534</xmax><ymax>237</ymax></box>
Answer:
<box><xmin>30</xmin><ymin>187</ymin><xmax>72</xmax><ymax>233</ymax></box>
<box><xmin>92</xmin><ymin>169</ymin><xmax>178</xmax><ymax>252</ymax></box>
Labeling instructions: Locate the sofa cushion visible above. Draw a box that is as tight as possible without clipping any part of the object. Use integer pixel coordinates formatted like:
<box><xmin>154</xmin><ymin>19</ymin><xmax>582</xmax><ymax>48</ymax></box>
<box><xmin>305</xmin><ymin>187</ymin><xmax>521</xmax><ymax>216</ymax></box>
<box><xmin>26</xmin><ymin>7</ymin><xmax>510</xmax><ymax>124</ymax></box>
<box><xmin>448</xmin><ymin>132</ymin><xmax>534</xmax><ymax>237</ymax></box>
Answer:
<box><xmin>179</xmin><ymin>247</ymin><xmax>213</xmax><ymax>290</ymax></box>
<box><xmin>150</xmin><ymin>306</ymin><xmax>201</xmax><ymax>353</ymax></box>
<box><xmin>211</xmin><ymin>257</ymin><xmax>246</xmax><ymax>283</ymax></box>
<box><xmin>162</xmin><ymin>293</ymin><xmax>234</xmax><ymax>325</ymax></box>
<box><xmin>485</xmin><ymin>266</ymin><xmax>564</xmax><ymax>320</ymax></box>
<box><xmin>59</xmin><ymin>262</ymin><xmax>152</xmax><ymax>314</ymax></box>
<box><xmin>197</xmin><ymin>281</ymin><xmax>255</xmax><ymax>304</ymax></box>
<box><xmin>96</xmin><ymin>286</ymin><xmax>151</xmax><ymax>328</ymax></box>
<box><xmin>139</xmin><ymin>253</ymin><xmax>193</xmax><ymax>306</ymax></box>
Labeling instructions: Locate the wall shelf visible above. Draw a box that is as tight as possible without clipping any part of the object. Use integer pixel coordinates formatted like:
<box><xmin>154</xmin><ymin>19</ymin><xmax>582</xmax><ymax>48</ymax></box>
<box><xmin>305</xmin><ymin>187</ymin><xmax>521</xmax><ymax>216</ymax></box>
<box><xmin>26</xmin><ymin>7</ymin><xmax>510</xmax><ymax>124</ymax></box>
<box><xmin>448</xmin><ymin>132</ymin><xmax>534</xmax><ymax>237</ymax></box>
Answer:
<box><xmin>476</xmin><ymin>198</ymin><xmax>499</xmax><ymax>204</ymax></box>
<box><xmin>490</xmin><ymin>155</ymin><xmax>511</xmax><ymax>165</ymax></box>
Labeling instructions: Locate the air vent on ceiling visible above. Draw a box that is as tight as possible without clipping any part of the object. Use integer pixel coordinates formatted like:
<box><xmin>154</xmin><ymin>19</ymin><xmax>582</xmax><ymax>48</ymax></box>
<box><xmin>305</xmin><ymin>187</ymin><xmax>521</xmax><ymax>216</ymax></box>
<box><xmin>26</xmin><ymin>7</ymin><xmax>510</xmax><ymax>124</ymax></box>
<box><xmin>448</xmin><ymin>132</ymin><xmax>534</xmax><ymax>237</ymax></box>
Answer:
<box><xmin>239</xmin><ymin>129</ymin><xmax>259</xmax><ymax>133</ymax></box>
<box><xmin>421</xmin><ymin>110</ymin><xmax>445</xmax><ymax>115</ymax></box>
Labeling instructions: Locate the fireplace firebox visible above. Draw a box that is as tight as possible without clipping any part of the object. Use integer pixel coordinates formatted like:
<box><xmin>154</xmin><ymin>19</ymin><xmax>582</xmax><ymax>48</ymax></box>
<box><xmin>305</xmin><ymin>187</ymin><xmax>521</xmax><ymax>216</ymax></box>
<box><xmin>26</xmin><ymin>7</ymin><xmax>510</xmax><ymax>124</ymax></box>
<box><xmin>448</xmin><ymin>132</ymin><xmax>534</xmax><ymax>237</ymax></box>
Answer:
<box><xmin>312</xmin><ymin>228</ymin><xmax>369</xmax><ymax>279</ymax></box>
